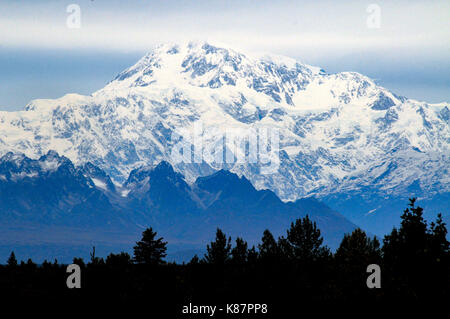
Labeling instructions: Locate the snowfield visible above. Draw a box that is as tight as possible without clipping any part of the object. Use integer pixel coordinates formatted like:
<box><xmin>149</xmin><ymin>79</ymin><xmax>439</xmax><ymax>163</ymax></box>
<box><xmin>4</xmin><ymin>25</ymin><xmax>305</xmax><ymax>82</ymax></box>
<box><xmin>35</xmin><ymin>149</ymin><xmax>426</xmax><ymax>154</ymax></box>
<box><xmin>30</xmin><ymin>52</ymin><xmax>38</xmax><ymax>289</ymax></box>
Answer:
<box><xmin>0</xmin><ymin>41</ymin><xmax>448</xmax><ymax>201</ymax></box>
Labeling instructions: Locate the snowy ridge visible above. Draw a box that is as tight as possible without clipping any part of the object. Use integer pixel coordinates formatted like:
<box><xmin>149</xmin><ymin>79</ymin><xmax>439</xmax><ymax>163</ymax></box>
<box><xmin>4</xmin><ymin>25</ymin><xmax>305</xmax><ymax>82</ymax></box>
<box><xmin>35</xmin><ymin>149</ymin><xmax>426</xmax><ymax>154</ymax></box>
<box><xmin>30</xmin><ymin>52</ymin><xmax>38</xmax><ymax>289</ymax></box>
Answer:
<box><xmin>0</xmin><ymin>41</ymin><xmax>448</xmax><ymax>201</ymax></box>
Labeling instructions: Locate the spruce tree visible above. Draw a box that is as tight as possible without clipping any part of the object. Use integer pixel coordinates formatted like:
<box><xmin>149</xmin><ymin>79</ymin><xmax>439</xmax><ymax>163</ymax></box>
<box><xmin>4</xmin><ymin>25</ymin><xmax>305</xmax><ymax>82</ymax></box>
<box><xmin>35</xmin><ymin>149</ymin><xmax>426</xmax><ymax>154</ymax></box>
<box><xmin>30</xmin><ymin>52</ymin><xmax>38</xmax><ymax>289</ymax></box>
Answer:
<box><xmin>204</xmin><ymin>228</ymin><xmax>232</xmax><ymax>265</ymax></box>
<box><xmin>279</xmin><ymin>215</ymin><xmax>330</xmax><ymax>262</ymax></box>
<box><xmin>7</xmin><ymin>251</ymin><xmax>17</xmax><ymax>268</ymax></box>
<box><xmin>133</xmin><ymin>227</ymin><xmax>167</xmax><ymax>265</ymax></box>
<box><xmin>335</xmin><ymin>228</ymin><xmax>381</xmax><ymax>265</ymax></box>
<box><xmin>429</xmin><ymin>213</ymin><xmax>449</xmax><ymax>259</ymax></box>
<box><xmin>383</xmin><ymin>198</ymin><xmax>450</xmax><ymax>299</ymax></box>
<box><xmin>258</xmin><ymin>229</ymin><xmax>280</xmax><ymax>262</ymax></box>
<box><xmin>335</xmin><ymin>228</ymin><xmax>381</xmax><ymax>298</ymax></box>
<box><xmin>231</xmin><ymin>237</ymin><xmax>248</xmax><ymax>264</ymax></box>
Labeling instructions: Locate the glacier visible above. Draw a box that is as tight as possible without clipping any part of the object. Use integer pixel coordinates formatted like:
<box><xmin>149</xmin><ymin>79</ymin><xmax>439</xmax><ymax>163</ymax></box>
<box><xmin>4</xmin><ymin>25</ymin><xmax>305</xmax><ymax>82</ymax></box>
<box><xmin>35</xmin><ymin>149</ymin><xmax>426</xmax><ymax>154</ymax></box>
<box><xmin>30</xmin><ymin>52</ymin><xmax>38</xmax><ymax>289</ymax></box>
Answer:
<box><xmin>0</xmin><ymin>40</ymin><xmax>448</xmax><ymax>205</ymax></box>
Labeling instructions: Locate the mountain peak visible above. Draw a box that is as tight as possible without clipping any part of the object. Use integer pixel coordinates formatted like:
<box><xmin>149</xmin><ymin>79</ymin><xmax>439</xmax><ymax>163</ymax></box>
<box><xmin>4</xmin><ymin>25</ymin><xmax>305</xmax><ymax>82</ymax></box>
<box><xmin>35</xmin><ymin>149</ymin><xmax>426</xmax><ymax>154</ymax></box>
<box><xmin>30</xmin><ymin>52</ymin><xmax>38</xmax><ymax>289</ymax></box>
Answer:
<box><xmin>0</xmin><ymin>41</ymin><xmax>448</xmax><ymax>202</ymax></box>
<box><xmin>99</xmin><ymin>40</ymin><xmax>322</xmax><ymax>102</ymax></box>
<box><xmin>38</xmin><ymin>150</ymin><xmax>73</xmax><ymax>172</ymax></box>
<box><xmin>124</xmin><ymin>161</ymin><xmax>184</xmax><ymax>189</ymax></box>
<box><xmin>195</xmin><ymin>169</ymin><xmax>257</xmax><ymax>196</ymax></box>
<box><xmin>153</xmin><ymin>160</ymin><xmax>176</xmax><ymax>174</ymax></box>
<box><xmin>0</xmin><ymin>152</ymin><xmax>26</xmax><ymax>164</ymax></box>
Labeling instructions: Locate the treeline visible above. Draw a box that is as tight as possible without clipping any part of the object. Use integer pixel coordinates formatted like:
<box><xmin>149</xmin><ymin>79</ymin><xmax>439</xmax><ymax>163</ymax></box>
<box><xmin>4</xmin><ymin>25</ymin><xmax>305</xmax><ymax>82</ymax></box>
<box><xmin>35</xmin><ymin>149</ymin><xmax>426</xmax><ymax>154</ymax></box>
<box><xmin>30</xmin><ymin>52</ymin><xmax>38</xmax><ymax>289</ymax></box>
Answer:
<box><xmin>0</xmin><ymin>199</ymin><xmax>448</xmax><ymax>313</ymax></box>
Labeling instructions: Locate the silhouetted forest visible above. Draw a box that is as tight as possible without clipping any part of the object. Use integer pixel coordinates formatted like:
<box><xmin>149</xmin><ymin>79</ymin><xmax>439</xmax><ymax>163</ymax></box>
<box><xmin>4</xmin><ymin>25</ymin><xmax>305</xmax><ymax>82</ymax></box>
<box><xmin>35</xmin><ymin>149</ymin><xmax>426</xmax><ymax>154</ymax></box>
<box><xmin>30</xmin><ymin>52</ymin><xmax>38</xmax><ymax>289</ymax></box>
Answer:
<box><xmin>0</xmin><ymin>199</ymin><xmax>448</xmax><ymax>314</ymax></box>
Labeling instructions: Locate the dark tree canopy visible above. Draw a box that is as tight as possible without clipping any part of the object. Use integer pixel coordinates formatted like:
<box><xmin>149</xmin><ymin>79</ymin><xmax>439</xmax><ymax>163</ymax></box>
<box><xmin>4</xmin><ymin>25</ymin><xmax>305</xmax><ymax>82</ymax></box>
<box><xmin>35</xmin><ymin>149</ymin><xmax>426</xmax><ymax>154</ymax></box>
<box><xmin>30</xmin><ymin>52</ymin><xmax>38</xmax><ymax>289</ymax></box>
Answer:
<box><xmin>383</xmin><ymin>198</ymin><xmax>450</xmax><ymax>299</ymax></box>
<box><xmin>429</xmin><ymin>213</ymin><xmax>449</xmax><ymax>258</ymax></box>
<box><xmin>335</xmin><ymin>228</ymin><xmax>382</xmax><ymax>295</ymax></box>
<box><xmin>258</xmin><ymin>229</ymin><xmax>279</xmax><ymax>261</ymax></box>
<box><xmin>106</xmin><ymin>252</ymin><xmax>132</xmax><ymax>267</ymax></box>
<box><xmin>0</xmin><ymin>199</ymin><xmax>448</xmax><ymax>309</ymax></box>
<box><xmin>73</xmin><ymin>257</ymin><xmax>86</xmax><ymax>268</ymax></box>
<box><xmin>188</xmin><ymin>254</ymin><xmax>200</xmax><ymax>265</ymax></box>
<box><xmin>383</xmin><ymin>198</ymin><xmax>439</xmax><ymax>264</ymax></box>
<box><xmin>279</xmin><ymin>215</ymin><xmax>330</xmax><ymax>262</ymax></box>
<box><xmin>231</xmin><ymin>237</ymin><xmax>249</xmax><ymax>264</ymax></box>
<box><xmin>7</xmin><ymin>251</ymin><xmax>17</xmax><ymax>267</ymax></box>
<box><xmin>336</xmin><ymin>228</ymin><xmax>381</xmax><ymax>265</ymax></box>
<box><xmin>204</xmin><ymin>228</ymin><xmax>232</xmax><ymax>265</ymax></box>
<box><xmin>133</xmin><ymin>227</ymin><xmax>167</xmax><ymax>265</ymax></box>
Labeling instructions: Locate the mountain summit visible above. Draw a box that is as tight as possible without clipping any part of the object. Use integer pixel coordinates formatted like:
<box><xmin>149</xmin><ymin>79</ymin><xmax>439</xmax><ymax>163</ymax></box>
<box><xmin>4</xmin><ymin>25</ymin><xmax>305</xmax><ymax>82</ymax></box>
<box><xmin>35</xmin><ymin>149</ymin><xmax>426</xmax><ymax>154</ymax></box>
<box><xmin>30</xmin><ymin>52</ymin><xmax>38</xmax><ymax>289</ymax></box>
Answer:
<box><xmin>0</xmin><ymin>41</ymin><xmax>448</xmax><ymax>211</ymax></box>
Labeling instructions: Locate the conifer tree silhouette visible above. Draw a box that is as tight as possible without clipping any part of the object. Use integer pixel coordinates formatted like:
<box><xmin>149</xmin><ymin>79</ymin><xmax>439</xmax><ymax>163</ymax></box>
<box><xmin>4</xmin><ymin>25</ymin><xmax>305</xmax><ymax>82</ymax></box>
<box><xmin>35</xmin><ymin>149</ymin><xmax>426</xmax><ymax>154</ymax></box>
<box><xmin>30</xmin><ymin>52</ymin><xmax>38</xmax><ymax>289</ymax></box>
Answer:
<box><xmin>133</xmin><ymin>227</ymin><xmax>167</xmax><ymax>265</ymax></box>
<box><xmin>383</xmin><ymin>198</ymin><xmax>450</xmax><ymax>300</ymax></box>
<box><xmin>106</xmin><ymin>252</ymin><xmax>132</xmax><ymax>268</ymax></box>
<box><xmin>231</xmin><ymin>237</ymin><xmax>249</xmax><ymax>264</ymax></box>
<box><xmin>335</xmin><ymin>228</ymin><xmax>381</xmax><ymax>298</ymax></box>
<box><xmin>258</xmin><ymin>229</ymin><xmax>279</xmax><ymax>261</ymax></box>
<box><xmin>279</xmin><ymin>215</ymin><xmax>330</xmax><ymax>262</ymax></box>
<box><xmin>6</xmin><ymin>251</ymin><xmax>17</xmax><ymax>268</ymax></box>
<box><xmin>204</xmin><ymin>228</ymin><xmax>232</xmax><ymax>265</ymax></box>
<box><xmin>336</xmin><ymin>228</ymin><xmax>381</xmax><ymax>265</ymax></box>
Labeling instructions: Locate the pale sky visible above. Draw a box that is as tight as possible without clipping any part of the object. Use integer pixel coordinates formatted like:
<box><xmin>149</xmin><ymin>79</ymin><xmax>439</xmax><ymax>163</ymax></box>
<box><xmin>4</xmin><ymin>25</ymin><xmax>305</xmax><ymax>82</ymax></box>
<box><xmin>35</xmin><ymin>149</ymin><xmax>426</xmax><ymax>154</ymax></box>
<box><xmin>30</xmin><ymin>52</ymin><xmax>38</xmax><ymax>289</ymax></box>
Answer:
<box><xmin>1</xmin><ymin>0</ymin><xmax>449</xmax><ymax>110</ymax></box>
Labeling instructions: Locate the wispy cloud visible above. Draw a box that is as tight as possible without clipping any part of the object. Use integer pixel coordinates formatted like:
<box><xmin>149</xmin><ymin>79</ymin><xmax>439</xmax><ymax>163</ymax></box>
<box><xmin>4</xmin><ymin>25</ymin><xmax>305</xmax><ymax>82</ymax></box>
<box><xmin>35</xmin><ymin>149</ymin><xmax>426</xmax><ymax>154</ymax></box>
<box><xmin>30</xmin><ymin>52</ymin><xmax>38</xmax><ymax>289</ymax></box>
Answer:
<box><xmin>0</xmin><ymin>0</ymin><xmax>449</xmax><ymax>109</ymax></box>
<box><xmin>1</xmin><ymin>0</ymin><xmax>449</xmax><ymax>56</ymax></box>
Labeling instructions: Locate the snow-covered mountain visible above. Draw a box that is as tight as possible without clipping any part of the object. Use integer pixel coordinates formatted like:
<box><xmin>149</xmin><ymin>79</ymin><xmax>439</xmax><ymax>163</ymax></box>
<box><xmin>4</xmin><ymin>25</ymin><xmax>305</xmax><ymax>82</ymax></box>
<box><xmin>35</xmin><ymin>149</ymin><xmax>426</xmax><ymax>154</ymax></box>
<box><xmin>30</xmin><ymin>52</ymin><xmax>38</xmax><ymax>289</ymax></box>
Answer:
<box><xmin>0</xmin><ymin>41</ymin><xmax>448</xmax><ymax>204</ymax></box>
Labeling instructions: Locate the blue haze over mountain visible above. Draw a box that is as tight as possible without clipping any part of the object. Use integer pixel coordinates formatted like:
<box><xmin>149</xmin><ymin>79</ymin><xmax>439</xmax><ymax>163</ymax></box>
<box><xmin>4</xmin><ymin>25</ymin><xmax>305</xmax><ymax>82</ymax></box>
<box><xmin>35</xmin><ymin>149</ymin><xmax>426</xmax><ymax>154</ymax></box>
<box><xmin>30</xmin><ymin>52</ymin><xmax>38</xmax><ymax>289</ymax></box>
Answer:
<box><xmin>0</xmin><ymin>151</ymin><xmax>357</xmax><ymax>262</ymax></box>
<box><xmin>0</xmin><ymin>42</ymin><xmax>448</xmax><ymax>262</ymax></box>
